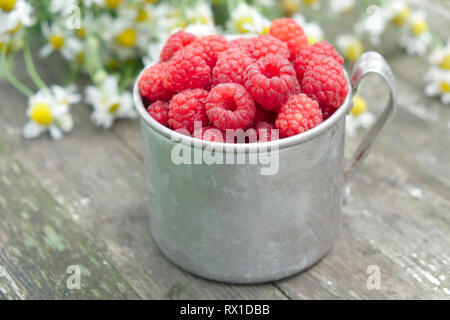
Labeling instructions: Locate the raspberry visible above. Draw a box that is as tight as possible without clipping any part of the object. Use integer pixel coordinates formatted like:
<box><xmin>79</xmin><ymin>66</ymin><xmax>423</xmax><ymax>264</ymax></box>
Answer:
<box><xmin>230</xmin><ymin>37</ymin><xmax>252</xmax><ymax>52</ymax></box>
<box><xmin>139</xmin><ymin>62</ymin><xmax>173</xmax><ymax>102</ymax></box>
<box><xmin>275</xmin><ymin>93</ymin><xmax>323</xmax><ymax>138</ymax></box>
<box><xmin>188</xmin><ymin>35</ymin><xmax>230</xmax><ymax>67</ymax></box>
<box><xmin>160</xmin><ymin>30</ymin><xmax>197</xmax><ymax>62</ymax></box>
<box><xmin>294</xmin><ymin>41</ymin><xmax>344</xmax><ymax>81</ymax></box>
<box><xmin>269</xmin><ymin>18</ymin><xmax>308</xmax><ymax>60</ymax></box>
<box><xmin>211</xmin><ymin>48</ymin><xmax>255</xmax><ymax>86</ymax></box>
<box><xmin>320</xmin><ymin>104</ymin><xmax>335</xmax><ymax>121</ymax></box>
<box><xmin>244</xmin><ymin>35</ymin><xmax>290</xmax><ymax>61</ymax></box>
<box><xmin>201</xmin><ymin>126</ymin><xmax>225</xmax><ymax>142</ymax></box>
<box><xmin>147</xmin><ymin>101</ymin><xmax>169</xmax><ymax>126</ymax></box>
<box><xmin>244</xmin><ymin>54</ymin><xmax>300</xmax><ymax>112</ymax></box>
<box><xmin>205</xmin><ymin>83</ymin><xmax>256</xmax><ymax>130</ymax></box>
<box><xmin>168</xmin><ymin>89</ymin><xmax>209</xmax><ymax>133</ymax></box>
<box><xmin>248</xmin><ymin>105</ymin><xmax>277</xmax><ymax>128</ymax></box>
<box><xmin>301</xmin><ymin>55</ymin><xmax>348</xmax><ymax>110</ymax></box>
<box><xmin>163</xmin><ymin>46</ymin><xmax>211</xmax><ymax>92</ymax></box>
<box><xmin>256</xmin><ymin>121</ymin><xmax>278</xmax><ymax>142</ymax></box>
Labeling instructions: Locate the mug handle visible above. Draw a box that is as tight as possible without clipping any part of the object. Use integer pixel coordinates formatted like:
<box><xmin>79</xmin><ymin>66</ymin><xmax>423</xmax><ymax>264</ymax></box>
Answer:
<box><xmin>344</xmin><ymin>52</ymin><xmax>397</xmax><ymax>182</ymax></box>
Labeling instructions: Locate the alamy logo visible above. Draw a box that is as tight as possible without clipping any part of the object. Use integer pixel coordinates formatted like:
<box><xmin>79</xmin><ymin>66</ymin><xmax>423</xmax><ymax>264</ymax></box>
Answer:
<box><xmin>170</xmin><ymin>122</ymin><xmax>280</xmax><ymax>175</ymax></box>
<box><xmin>66</xmin><ymin>265</ymin><xmax>81</xmax><ymax>290</ymax></box>
<box><xmin>366</xmin><ymin>265</ymin><xmax>381</xmax><ymax>290</ymax></box>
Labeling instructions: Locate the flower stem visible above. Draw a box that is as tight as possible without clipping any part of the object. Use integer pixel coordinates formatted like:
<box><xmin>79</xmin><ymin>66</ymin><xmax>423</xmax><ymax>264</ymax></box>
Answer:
<box><xmin>0</xmin><ymin>44</ymin><xmax>34</xmax><ymax>97</ymax></box>
<box><xmin>23</xmin><ymin>35</ymin><xmax>47</xmax><ymax>90</ymax></box>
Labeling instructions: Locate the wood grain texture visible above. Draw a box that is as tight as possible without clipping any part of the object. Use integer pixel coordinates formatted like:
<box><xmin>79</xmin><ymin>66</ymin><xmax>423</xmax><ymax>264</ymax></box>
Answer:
<box><xmin>0</xmin><ymin>139</ymin><xmax>140</xmax><ymax>299</ymax></box>
<box><xmin>0</xmin><ymin>2</ymin><xmax>449</xmax><ymax>300</ymax></box>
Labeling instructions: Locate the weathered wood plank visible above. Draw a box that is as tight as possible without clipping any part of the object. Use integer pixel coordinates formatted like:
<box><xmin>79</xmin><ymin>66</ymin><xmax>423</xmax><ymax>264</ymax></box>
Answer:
<box><xmin>0</xmin><ymin>139</ymin><xmax>140</xmax><ymax>299</ymax></box>
<box><xmin>0</xmin><ymin>54</ymin><xmax>287</xmax><ymax>300</ymax></box>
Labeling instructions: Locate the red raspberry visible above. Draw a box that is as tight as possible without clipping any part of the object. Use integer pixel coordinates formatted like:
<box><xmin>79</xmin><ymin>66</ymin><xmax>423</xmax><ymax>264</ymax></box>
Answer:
<box><xmin>269</xmin><ymin>18</ymin><xmax>308</xmax><ymax>60</ymax></box>
<box><xmin>248</xmin><ymin>105</ymin><xmax>277</xmax><ymax>128</ymax></box>
<box><xmin>212</xmin><ymin>48</ymin><xmax>255</xmax><ymax>86</ymax></box>
<box><xmin>301</xmin><ymin>55</ymin><xmax>348</xmax><ymax>110</ymax></box>
<box><xmin>139</xmin><ymin>62</ymin><xmax>173</xmax><ymax>102</ymax></box>
<box><xmin>230</xmin><ymin>37</ymin><xmax>252</xmax><ymax>52</ymax></box>
<box><xmin>188</xmin><ymin>35</ymin><xmax>230</xmax><ymax>67</ymax></box>
<box><xmin>275</xmin><ymin>93</ymin><xmax>323</xmax><ymax>138</ymax></box>
<box><xmin>168</xmin><ymin>89</ymin><xmax>209</xmax><ymax>133</ymax></box>
<box><xmin>205</xmin><ymin>83</ymin><xmax>256</xmax><ymax>131</ymax></box>
<box><xmin>256</xmin><ymin>121</ymin><xmax>278</xmax><ymax>142</ymax></box>
<box><xmin>294</xmin><ymin>41</ymin><xmax>344</xmax><ymax>81</ymax></box>
<box><xmin>160</xmin><ymin>30</ymin><xmax>197</xmax><ymax>62</ymax></box>
<box><xmin>202</xmin><ymin>126</ymin><xmax>225</xmax><ymax>142</ymax></box>
<box><xmin>244</xmin><ymin>54</ymin><xmax>300</xmax><ymax>112</ymax></box>
<box><xmin>163</xmin><ymin>46</ymin><xmax>211</xmax><ymax>92</ymax></box>
<box><xmin>244</xmin><ymin>35</ymin><xmax>290</xmax><ymax>61</ymax></box>
<box><xmin>320</xmin><ymin>104</ymin><xmax>336</xmax><ymax>121</ymax></box>
<box><xmin>147</xmin><ymin>101</ymin><xmax>169</xmax><ymax>126</ymax></box>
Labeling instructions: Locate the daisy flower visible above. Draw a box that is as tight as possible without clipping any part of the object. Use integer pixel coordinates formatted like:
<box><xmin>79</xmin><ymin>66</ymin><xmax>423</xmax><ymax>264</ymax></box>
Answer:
<box><xmin>85</xmin><ymin>76</ymin><xmax>137</xmax><ymax>129</ymax></box>
<box><xmin>153</xmin><ymin>2</ymin><xmax>187</xmax><ymax>33</ymax></box>
<box><xmin>0</xmin><ymin>0</ymin><xmax>34</xmax><ymax>34</ymax></box>
<box><xmin>186</xmin><ymin>2</ymin><xmax>214</xmax><ymax>27</ymax></box>
<box><xmin>39</xmin><ymin>22</ymin><xmax>83</xmax><ymax>60</ymax></box>
<box><xmin>346</xmin><ymin>96</ymin><xmax>375</xmax><ymax>137</ymax></box>
<box><xmin>428</xmin><ymin>39</ymin><xmax>450</xmax><ymax>70</ymax></box>
<box><xmin>96</xmin><ymin>12</ymin><xmax>150</xmax><ymax>59</ymax></box>
<box><xmin>23</xmin><ymin>86</ymin><xmax>79</xmax><ymax>140</ymax></box>
<box><xmin>384</xmin><ymin>0</ymin><xmax>411</xmax><ymax>26</ymax></box>
<box><xmin>399</xmin><ymin>11</ymin><xmax>432</xmax><ymax>56</ymax></box>
<box><xmin>425</xmin><ymin>69</ymin><xmax>450</xmax><ymax>105</ymax></box>
<box><xmin>292</xmin><ymin>14</ymin><xmax>324</xmax><ymax>45</ymax></box>
<box><xmin>226</xmin><ymin>2</ymin><xmax>270</xmax><ymax>35</ymax></box>
<box><xmin>329</xmin><ymin>0</ymin><xmax>355</xmax><ymax>15</ymax></box>
<box><xmin>358</xmin><ymin>5</ymin><xmax>388</xmax><ymax>46</ymax></box>
<box><xmin>336</xmin><ymin>34</ymin><xmax>365</xmax><ymax>62</ymax></box>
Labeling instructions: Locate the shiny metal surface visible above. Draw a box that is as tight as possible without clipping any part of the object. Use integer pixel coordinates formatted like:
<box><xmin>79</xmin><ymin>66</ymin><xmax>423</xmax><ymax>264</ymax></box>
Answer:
<box><xmin>133</xmin><ymin>51</ymin><xmax>397</xmax><ymax>283</ymax></box>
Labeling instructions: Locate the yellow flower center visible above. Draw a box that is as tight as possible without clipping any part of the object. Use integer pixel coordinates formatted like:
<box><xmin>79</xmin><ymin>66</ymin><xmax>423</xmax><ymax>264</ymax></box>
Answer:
<box><xmin>236</xmin><ymin>16</ymin><xmax>254</xmax><ymax>33</ymax></box>
<box><xmin>303</xmin><ymin>0</ymin><xmax>319</xmax><ymax>6</ymax></box>
<box><xmin>0</xmin><ymin>0</ymin><xmax>17</xmax><ymax>11</ymax></box>
<box><xmin>440</xmin><ymin>82</ymin><xmax>450</xmax><ymax>93</ymax></box>
<box><xmin>50</xmin><ymin>34</ymin><xmax>65</xmax><ymax>49</ymax></box>
<box><xmin>411</xmin><ymin>20</ymin><xmax>428</xmax><ymax>36</ymax></box>
<box><xmin>116</xmin><ymin>29</ymin><xmax>137</xmax><ymax>47</ymax></box>
<box><xmin>191</xmin><ymin>15</ymin><xmax>210</xmax><ymax>25</ymax></box>
<box><xmin>145</xmin><ymin>0</ymin><xmax>158</xmax><ymax>3</ymax></box>
<box><xmin>108</xmin><ymin>103</ymin><xmax>120</xmax><ymax>113</ymax></box>
<box><xmin>346</xmin><ymin>40</ymin><xmax>364</xmax><ymax>62</ymax></box>
<box><xmin>392</xmin><ymin>7</ymin><xmax>410</xmax><ymax>25</ymax></box>
<box><xmin>262</xmin><ymin>25</ymin><xmax>270</xmax><ymax>35</ymax></box>
<box><xmin>31</xmin><ymin>103</ymin><xmax>53</xmax><ymax>125</ymax></box>
<box><xmin>439</xmin><ymin>55</ymin><xmax>450</xmax><ymax>70</ymax></box>
<box><xmin>351</xmin><ymin>96</ymin><xmax>368</xmax><ymax>116</ymax></box>
<box><xmin>105</xmin><ymin>0</ymin><xmax>122</xmax><ymax>9</ymax></box>
<box><xmin>9</xmin><ymin>22</ymin><xmax>22</xmax><ymax>34</ymax></box>
<box><xmin>136</xmin><ymin>9</ymin><xmax>149</xmax><ymax>22</ymax></box>
<box><xmin>281</xmin><ymin>0</ymin><xmax>299</xmax><ymax>16</ymax></box>
<box><xmin>76</xmin><ymin>27</ymin><xmax>86</xmax><ymax>39</ymax></box>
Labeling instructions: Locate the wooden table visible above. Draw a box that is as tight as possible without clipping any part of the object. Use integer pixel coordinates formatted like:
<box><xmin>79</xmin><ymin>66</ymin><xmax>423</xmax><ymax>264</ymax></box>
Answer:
<box><xmin>1</xmin><ymin>4</ymin><xmax>449</xmax><ymax>300</ymax></box>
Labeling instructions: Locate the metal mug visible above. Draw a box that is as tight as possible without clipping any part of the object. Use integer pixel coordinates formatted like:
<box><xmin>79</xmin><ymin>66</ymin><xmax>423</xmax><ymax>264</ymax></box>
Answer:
<box><xmin>133</xmin><ymin>52</ymin><xmax>396</xmax><ymax>284</ymax></box>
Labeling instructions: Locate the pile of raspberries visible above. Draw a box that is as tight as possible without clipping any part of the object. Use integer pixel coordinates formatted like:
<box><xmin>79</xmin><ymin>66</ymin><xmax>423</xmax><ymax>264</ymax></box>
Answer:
<box><xmin>139</xmin><ymin>18</ymin><xmax>348</xmax><ymax>143</ymax></box>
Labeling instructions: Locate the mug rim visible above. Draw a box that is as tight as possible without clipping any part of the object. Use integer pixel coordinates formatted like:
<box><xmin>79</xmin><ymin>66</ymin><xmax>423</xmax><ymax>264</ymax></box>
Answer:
<box><xmin>133</xmin><ymin>65</ymin><xmax>353</xmax><ymax>153</ymax></box>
